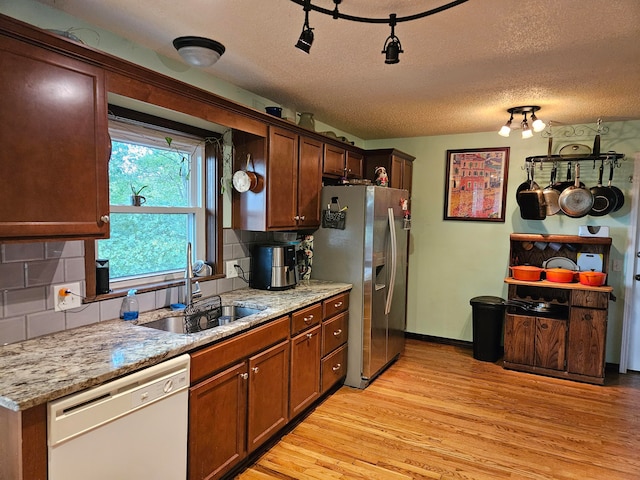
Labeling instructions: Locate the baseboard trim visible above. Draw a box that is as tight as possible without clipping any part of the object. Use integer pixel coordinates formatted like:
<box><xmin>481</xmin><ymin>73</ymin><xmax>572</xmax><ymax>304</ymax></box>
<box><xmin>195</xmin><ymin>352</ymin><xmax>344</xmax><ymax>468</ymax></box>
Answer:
<box><xmin>405</xmin><ymin>332</ymin><xmax>473</xmax><ymax>349</ymax></box>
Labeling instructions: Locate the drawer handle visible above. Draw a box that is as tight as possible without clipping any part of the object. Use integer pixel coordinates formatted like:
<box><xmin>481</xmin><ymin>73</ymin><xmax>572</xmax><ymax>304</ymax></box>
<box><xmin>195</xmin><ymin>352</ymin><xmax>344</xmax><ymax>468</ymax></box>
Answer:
<box><xmin>252</xmin><ymin>366</ymin><xmax>259</xmax><ymax>374</ymax></box>
<box><xmin>240</xmin><ymin>373</ymin><xmax>248</xmax><ymax>380</ymax></box>
<box><xmin>333</xmin><ymin>329</ymin><xmax>343</xmax><ymax>337</ymax></box>
<box><xmin>332</xmin><ymin>363</ymin><xmax>342</xmax><ymax>372</ymax></box>
<box><xmin>334</xmin><ymin>301</ymin><xmax>343</xmax><ymax>308</ymax></box>
<box><xmin>303</xmin><ymin>314</ymin><xmax>314</xmax><ymax>323</ymax></box>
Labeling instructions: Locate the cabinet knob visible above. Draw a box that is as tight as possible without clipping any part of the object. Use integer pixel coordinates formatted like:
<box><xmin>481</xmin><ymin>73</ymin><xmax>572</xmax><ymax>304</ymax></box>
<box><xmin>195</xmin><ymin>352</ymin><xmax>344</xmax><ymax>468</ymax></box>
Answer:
<box><xmin>334</xmin><ymin>301</ymin><xmax>343</xmax><ymax>308</ymax></box>
<box><xmin>332</xmin><ymin>363</ymin><xmax>342</xmax><ymax>372</ymax></box>
<box><xmin>303</xmin><ymin>314</ymin><xmax>314</xmax><ymax>323</ymax></box>
<box><xmin>299</xmin><ymin>215</ymin><xmax>305</xmax><ymax>221</ymax></box>
<box><xmin>294</xmin><ymin>215</ymin><xmax>300</xmax><ymax>221</ymax></box>
<box><xmin>100</xmin><ymin>215</ymin><xmax>110</xmax><ymax>224</ymax></box>
<box><xmin>252</xmin><ymin>366</ymin><xmax>259</xmax><ymax>374</ymax></box>
<box><xmin>306</xmin><ymin>332</ymin><xmax>314</xmax><ymax>340</ymax></box>
<box><xmin>333</xmin><ymin>329</ymin><xmax>342</xmax><ymax>337</ymax></box>
<box><xmin>240</xmin><ymin>373</ymin><xmax>248</xmax><ymax>380</ymax></box>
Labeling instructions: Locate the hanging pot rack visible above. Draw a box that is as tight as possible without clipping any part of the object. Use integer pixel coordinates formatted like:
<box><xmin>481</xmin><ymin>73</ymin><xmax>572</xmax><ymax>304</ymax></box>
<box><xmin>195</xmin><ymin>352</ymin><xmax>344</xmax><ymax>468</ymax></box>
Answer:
<box><xmin>524</xmin><ymin>152</ymin><xmax>624</xmax><ymax>166</ymax></box>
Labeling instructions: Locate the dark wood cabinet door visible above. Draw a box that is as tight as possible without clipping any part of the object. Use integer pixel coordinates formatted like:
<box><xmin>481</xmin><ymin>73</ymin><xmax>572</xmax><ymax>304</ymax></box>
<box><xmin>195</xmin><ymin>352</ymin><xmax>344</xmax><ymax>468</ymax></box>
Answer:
<box><xmin>345</xmin><ymin>150</ymin><xmax>363</xmax><ymax>179</ymax></box>
<box><xmin>535</xmin><ymin>317</ymin><xmax>567</xmax><ymax>371</ymax></box>
<box><xmin>0</xmin><ymin>35</ymin><xmax>109</xmax><ymax>240</ymax></box>
<box><xmin>289</xmin><ymin>324</ymin><xmax>321</xmax><ymax>418</ymax></box>
<box><xmin>390</xmin><ymin>155</ymin><xmax>404</xmax><ymax>190</ymax></box>
<box><xmin>504</xmin><ymin>314</ymin><xmax>535</xmax><ymax>365</ymax></box>
<box><xmin>402</xmin><ymin>159</ymin><xmax>413</xmax><ymax>192</ymax></box>
<box><xmin>567</xmin><ymin>307</ymin><xmax>607</xmax><ymax>378</ymax></box>
<box><xmin>267</xmin><ymin>127</ymin><xmax>298</xmax><ymax>229</ymax></box>
<box><xmin>323</xmin><ymin>144</ymin><xmax>345</xmax><ymax>177</ymax></box>
<box><xmin>297</xmin><ymin>136</ymin><xmax>322</xmax><ymax>228</ymax></box>
<box><xmin>189</xmin><ymin>362</ymin><xmax>247</xmax><ymax>480</ymax></box>
<box><xmin>247</xmin><ymin>340</ymin><xmax>289</xmax><ymax>453</ymax></box>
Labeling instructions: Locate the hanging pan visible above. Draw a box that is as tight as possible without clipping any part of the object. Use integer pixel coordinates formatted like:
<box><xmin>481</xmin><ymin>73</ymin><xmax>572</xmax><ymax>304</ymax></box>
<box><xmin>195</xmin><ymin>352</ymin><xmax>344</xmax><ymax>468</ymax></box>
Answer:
<box><xmin>606</xmin><ymin>157</ymin><xmax>625</xmax><ymax>212</ymax></box>
<box><xmin>516</xmin><ymin>163</ymin><xmax>539</xmax><ymax>206</ymax></box>
<box><xmin>589</xmin><ymin>159</ymin><xmax>617</xmax><ymax>216</ymax></box>
<box><xmin>232</xmin><ymin>154</ymin><xmax>261</xmax><ymax>193</ymax></box>
<box><xmin>543</xmin><ymin>139</ymin><xmax>561</xmax><ymax>216</ymax></box>
<box><xmin>517</xmin><ymin>164</ymin><xmax>546</xmax><ymax>220</ymax></box>
<box><xmin>558</xmin><ymin>163</ymin><xmax>593</xmax><ymax>218</ymax></box>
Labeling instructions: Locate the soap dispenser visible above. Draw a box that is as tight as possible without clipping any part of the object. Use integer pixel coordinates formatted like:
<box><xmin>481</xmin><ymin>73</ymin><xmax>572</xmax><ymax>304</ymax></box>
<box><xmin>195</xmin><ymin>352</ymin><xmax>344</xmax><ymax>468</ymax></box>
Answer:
<box><xmin>120</xmin><ymin>289</ymin><xmax>139</xmax><ymax>320</ymax></box>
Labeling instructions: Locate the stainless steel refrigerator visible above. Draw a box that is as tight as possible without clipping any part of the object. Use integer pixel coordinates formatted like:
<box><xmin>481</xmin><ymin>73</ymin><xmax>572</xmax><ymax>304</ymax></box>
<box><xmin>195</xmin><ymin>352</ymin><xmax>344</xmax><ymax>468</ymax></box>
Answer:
<box><xmin>312</xmin><ymin>185</ymin><xmax>409</xmax><ymax>388</ymax></box>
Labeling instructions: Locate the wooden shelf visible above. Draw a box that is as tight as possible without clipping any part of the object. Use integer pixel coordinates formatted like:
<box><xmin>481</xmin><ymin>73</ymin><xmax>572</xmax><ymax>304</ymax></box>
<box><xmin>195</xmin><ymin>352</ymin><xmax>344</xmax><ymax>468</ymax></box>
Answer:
<box><xmin>504</xmin><ymin>277</ymin><xmax>613</xmax><ymax>293</ymax></box>
<box><xmin>510</xmin><ymin>233</ymin><xmax>611</xmax><ymax>246</ymax></box>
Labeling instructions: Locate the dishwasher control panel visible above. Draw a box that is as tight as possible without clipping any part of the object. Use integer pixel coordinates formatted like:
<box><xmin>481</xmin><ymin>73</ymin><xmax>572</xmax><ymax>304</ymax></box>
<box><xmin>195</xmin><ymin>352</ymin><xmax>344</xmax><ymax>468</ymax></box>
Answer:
<box><xmin>131</xmin><ymin>370</ymin><xmax>188</xmax><ymax>408</ymax></box>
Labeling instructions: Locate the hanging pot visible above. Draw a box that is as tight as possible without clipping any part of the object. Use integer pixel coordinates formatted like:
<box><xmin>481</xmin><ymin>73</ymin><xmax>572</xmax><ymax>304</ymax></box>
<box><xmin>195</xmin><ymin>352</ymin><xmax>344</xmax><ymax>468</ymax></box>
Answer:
<box><xmin>543</xmin><ymin>164</ymin><xmax>561</xmax><ymax>216</ymax></box>
<box><xmin>606</xmin><ymin>157</ymin><xmax>625</xmax><ymax>212</ymax></box>
<box><xmin>558</xmin><ymin>163</ymin><xmax>593</xmax><ymax>218</ymax></box>
<box><xmin>517</xmin><ymin>164</ymin><xmax>546</xmax><ymax>220</ymax></box>
<box><xmin>589</xmin><ymin>159</ymin><xmax>618</xmax><ymax>216</ymax></box>
<box><xmin>232</xmin><ymin>154</ymin><xmax>260</xmax><ymax>193</ymax></box>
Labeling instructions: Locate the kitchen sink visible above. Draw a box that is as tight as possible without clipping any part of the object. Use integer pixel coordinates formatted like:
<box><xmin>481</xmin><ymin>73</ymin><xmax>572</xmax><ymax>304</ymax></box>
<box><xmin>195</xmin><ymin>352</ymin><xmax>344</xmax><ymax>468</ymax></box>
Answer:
<box><xmin>139</xmin><ymin>305</ymin><xmax>263</xmax><ymax>334</ymax></box>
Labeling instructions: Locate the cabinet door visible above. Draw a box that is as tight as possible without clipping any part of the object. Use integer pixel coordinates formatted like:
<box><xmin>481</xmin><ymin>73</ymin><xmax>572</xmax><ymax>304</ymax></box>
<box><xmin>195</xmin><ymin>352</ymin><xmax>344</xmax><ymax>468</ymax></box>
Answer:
<box><xmin>189</xmin><ymin>362</ymin><xmax>247</xmax><ymax>480</ymax></box>
<box><xmin>402</xmin><ymin>159</ymin><xmax>413</xmax><ymax>192</ymax></box>
<box><xmin>567</xmin><ymin>308</ymin><xmax>607</xmax><ymax>378</ymax></box>
<box><xmin>390</xmin><ymin>155</ymin><xmax>404</xmax><ymax>190</ymax></box>
<box><xmin>535</xmin><ymin>317</ymin><xmax>567</xmax><ymax>371</ymax></box>
<box><xmin>297</xmin><ymin>136</ymin><xmax>322</xmax><ymax>228</ymax></box>
<box><xmin>323</xmin><ymin>144</ymin><xmax>345</xmax><ymax>177</ymax></box>
<box><xmin>267</xmin><ymin>127</ymin><xmax>298</xmax><ymax>229</ymax></box>
<box><xmin>247</xmin><ymin>341</ymin><xmax>289</xmax><ymax>453</ymax></box>
<box><xmin>504</xmin><ymin>313</ymin><xmax>535</xmax><ymax>365</ymax></box>
<box><xmin>289</xmin><ymin>324</ymin><xmax>321</xmax><ymax>418</ymax></box>
<box><xmin>0</xmin><ymin>35</ymin><xmax>109</xmax><ymax>240</ymax></box>
<box><xmin>345</xmin><ymin>150</ymin><xmax>363</xmax><ymax>179</ymax></box>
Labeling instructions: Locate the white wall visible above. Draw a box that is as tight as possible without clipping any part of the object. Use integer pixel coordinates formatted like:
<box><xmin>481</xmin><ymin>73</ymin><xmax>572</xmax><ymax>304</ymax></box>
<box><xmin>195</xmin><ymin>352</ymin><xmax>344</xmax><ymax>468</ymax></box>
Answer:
<box><xmin>366</xmin><ymin>121</ymin><xmax>640</xmax><ymax>363</ymax></box>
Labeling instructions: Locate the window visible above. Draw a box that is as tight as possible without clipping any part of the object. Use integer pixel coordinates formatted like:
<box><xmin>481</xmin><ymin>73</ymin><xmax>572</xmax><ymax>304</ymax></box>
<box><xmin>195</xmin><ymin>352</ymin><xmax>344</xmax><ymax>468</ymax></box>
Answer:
<box><xmin>97</xmin><ymin>110</ymin><xmax>219</xmax><ymax>290</ymax></box>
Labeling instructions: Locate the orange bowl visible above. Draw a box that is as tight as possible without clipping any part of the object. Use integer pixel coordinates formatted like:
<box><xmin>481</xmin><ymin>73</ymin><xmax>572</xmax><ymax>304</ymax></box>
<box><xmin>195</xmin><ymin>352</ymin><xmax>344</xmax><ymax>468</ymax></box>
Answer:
<box><xmin>510</xmin><ymin>265</ymin><xmax>543</xmax><ymax>281</ymax></box>
<box><xmin>545</xmin><ymin>268</ymin><xmax>576</xmax><ymax>283</ymax></box>
<box><xmin>579</xmin><ymin>271</ymin><xmax>606</xmax><ymax>286</ymax></box>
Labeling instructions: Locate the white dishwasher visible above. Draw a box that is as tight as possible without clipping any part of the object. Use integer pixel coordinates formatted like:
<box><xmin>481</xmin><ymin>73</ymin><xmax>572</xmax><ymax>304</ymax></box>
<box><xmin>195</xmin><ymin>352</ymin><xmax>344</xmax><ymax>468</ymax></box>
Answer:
<box><xmin>48</xmin><ymin>354</ymin><xmax>190</xmax><ymax>480</ymax></box>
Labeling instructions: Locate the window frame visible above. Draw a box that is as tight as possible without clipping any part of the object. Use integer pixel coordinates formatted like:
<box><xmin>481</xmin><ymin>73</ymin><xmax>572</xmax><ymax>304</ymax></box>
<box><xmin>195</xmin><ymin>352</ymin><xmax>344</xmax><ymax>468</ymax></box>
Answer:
<box><xmin>84</xmin><ymin>105</ymin><xmax>224</xmax><ymax>301</ymax></box>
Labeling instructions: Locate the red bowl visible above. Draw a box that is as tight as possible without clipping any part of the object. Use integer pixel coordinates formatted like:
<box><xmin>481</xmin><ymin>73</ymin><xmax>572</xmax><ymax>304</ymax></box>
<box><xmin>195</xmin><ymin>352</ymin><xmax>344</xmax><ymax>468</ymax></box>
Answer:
<box><xmin>579</xmin><ymin>271</ymin><xmax>607</xmax><ymax>286</ymax></box>
<box><xmin>510</xmin><ymin>265</ymin><xmax>543</xmax><ymax>281</ymax></box>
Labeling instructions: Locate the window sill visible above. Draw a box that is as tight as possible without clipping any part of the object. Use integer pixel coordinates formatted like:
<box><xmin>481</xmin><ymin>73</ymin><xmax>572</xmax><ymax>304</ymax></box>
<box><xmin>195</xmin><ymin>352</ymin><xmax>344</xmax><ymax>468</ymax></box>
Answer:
<box><xmin>84</xmin><ymin>273</ymin><xmax>226</xmax><ymax>303</ymax></box>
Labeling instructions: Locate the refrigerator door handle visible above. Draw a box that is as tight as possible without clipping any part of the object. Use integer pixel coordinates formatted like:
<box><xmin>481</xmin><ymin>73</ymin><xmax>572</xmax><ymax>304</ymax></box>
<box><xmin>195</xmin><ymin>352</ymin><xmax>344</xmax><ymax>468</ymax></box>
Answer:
<box><xmin>385</xmin><ymin>207</ymin><xmax>397</xmax><ymax>315</ymax></box>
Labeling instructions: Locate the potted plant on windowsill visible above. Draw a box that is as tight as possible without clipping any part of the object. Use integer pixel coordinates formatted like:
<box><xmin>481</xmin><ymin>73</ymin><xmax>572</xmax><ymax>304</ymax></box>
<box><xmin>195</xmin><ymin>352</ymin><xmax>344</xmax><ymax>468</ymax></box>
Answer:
<box><xmin>130</xmin><ymin>185</ymin><xmax>147</xmax><ymax>206</ymax></box>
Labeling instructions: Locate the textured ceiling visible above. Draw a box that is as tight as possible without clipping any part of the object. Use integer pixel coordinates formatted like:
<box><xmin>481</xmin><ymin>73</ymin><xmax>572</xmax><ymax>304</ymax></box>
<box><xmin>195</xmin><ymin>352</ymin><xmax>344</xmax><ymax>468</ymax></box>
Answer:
<box><xmin>36</xmin><ymin>0</ymin><xmax>640</xmax><ymax>140</ymax></box>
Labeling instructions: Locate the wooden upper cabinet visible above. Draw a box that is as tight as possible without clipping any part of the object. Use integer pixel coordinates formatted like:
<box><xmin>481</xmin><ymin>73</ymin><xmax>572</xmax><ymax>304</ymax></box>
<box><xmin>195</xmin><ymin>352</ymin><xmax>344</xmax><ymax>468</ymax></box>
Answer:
<box><xmin>267</xmin><ymin>127</ymin><xmax>299</xmax><ymax>229</ymax></box>
<box><xmin>0</xmin><ymin>34</ymin><xmax>109</xmax><ymax>241</ymax></box>
<box><xmin>323</xmin><ymin>144</ymin><xmax>345</xmax><ymax>177</ymax></box>
<box><xmin>297</xmin><ymin>136</ymin><xmax>323</xmax><ymax>228</ymax></box>
<box><xmin>345</xmin><ymin>150</ymin><xmax>363</xmax><ymax>179</ymax></box>
<box><xmin>364</xmin><ymin>149</ymin><xmax>415</xmax><ymax>193</ymax></box>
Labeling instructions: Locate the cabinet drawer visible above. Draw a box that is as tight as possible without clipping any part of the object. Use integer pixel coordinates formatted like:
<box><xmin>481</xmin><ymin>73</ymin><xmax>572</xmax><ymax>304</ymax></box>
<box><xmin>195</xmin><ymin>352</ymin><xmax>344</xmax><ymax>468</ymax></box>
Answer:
<box><xmin>321</xmin><ymin>344</ymin><xmax>347</xmax><ymax>394</ymax></box>
<box><xmin>291</xmin><ymin>303</ymin><xmax>322</xmax><ymax>335</ymax></box>
<box><xmin>190</xmin><ymin>316</ymin><xmax>289</xmax><ymax>384</ymax></box>
<box><xmin>322</xmin><ymin>312</ymin><xmax>348</xmax><ymax>356</ymax></box>
<box><xmin>571</xmin><ymin>290</ymin><xmax>609</xmax><ymax>309</ymax></box>
<box><xmin>323</xmin><ymin>293</ymin><xmax>349</xmax><ymax>319</ymax></box>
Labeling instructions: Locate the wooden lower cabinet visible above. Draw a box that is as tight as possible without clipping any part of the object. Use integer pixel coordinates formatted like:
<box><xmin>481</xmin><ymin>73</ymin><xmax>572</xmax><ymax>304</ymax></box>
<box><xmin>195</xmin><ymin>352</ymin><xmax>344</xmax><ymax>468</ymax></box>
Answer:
<box><xmin>505</xmin><ymin>314</ymin><xmax>566</xmax><ymax>371</ymax></box>
<box><xmin>567</xmin><ymin>307</ymin><xmax>607</xmax><ymax>378</ymax></box>
<box><xmin>289</xmin><ymin>324</ymin><xmax>321</xmax><ymax>419</ymax></box>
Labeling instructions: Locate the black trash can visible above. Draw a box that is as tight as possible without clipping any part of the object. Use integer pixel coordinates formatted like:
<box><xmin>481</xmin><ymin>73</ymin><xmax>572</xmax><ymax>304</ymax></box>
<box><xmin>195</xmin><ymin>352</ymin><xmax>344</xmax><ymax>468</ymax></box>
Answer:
<box><xmin>469</xmin><ymin>296</ymin><xmax>506</xmax><ymax>362</ymax></box>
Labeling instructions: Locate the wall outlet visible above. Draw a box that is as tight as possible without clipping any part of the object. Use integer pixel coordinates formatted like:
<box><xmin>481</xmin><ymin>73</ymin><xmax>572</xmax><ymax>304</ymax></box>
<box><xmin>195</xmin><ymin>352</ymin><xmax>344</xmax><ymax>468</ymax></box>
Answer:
<box><xmin>52</xmin><ymin>282</ymin><xmax>83</xmax><ymax>311</ymax></box>
<box><xmin>226</xmin><ymin>260</ymin><xmax>238</xmax><ymax>279</ymax></box>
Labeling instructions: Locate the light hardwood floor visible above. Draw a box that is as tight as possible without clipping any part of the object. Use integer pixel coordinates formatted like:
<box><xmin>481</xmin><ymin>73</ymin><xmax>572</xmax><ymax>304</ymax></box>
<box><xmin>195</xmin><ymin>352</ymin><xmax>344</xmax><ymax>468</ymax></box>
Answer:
<box><xmin>236</xmin><ymin>339</ymin><xmax>640</xmax><ymax>480</ymax></box>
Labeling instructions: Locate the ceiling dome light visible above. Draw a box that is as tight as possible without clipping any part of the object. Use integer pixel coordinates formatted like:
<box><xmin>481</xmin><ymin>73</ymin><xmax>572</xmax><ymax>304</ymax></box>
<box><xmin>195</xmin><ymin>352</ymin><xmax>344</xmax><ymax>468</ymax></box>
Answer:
<box><xmin>173</xmin><ymin>36</ymin><xmax>225</xmax><ymax>68</ymax></box>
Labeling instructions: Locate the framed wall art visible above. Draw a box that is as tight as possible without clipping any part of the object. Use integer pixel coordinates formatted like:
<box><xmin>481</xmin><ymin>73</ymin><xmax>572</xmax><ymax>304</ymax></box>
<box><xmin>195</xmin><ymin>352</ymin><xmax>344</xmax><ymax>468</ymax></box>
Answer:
<box><xmin>443</xmin><ymin>147</ymin><xmax>510</xmax><ymax>222</ymax></box>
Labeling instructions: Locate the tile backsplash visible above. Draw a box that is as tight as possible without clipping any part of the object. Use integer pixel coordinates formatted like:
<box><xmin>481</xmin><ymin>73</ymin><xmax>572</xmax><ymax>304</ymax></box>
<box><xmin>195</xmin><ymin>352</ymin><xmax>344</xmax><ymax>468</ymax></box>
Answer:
<box><xmin>0</xmin><ymin>229</ymin><xmax>274</xmax><ymax>345</ymax></box>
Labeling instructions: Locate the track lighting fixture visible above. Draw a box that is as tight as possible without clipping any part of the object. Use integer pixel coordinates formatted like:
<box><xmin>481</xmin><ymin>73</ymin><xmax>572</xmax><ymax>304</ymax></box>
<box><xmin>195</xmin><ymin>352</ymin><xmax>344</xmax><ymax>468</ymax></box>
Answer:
<box><xmin>498</xmin><ymin>106</ymin><xmax>546</xmax><ymax>139</ymax></box>
<box><xmin>295</xmin><ymin>0</ymin><xmax>314</xmax><ymax>53</ymax></box>
<box><xmin>290</xmin><ymin>0</ymin><xmax>469</xmax><ymax>64</ymax></box>
<box><xmin>382</xmin><ymin>14</ymin><xmax>403</xmax><ymax>64</ymax></box>
<box><xmin>173</xmin><ymin>36</ymin><xmax>225</xmax><ymax>67</ymax></box>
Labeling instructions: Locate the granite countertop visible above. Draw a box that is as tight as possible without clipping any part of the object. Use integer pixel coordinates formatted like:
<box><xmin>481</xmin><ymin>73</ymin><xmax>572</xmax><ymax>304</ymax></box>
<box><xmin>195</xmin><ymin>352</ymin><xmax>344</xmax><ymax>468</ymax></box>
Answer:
<box><xmin>0</xmin><ymin>280</ymin><xmax>351</xmax><ymax>412</ymax></box>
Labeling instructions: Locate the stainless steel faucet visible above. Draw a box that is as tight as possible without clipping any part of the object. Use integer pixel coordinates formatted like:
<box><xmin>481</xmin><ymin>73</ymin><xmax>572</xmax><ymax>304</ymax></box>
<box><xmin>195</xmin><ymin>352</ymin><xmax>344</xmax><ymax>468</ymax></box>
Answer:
<box><xmin>185</xmin><ymin>242</ymin><xmax>193</xmax><ymax>306</ymax></box>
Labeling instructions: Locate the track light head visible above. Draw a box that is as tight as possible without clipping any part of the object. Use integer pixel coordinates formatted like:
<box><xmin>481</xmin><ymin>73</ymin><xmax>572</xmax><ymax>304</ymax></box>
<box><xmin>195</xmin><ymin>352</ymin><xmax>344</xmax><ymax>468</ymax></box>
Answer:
<box><xmin>498</xmin><ymin>113</ymin><xmax>514</xmax><ymax>137</ymax></box>
<box><xmin>530</xmin><ymin>112</ymin><xmax>546</xmax><ymax>133</ymax></box>
<box><xmin>295</xmin><ymin>27</ymin><xmax>314</xmax><ymax>53</ymax></box>
<box><xmin>382</xmin><ymin>14</ymin><xmax>403</xmax><ymax>64</ymax></box>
